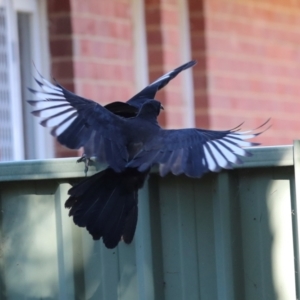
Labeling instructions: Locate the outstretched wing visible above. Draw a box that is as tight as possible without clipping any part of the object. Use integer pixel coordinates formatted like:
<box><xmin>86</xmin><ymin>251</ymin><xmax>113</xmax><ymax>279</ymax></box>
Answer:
<box><xmin>27</xmin><ymin>75</ymin><xmax>128</xmax><ymax>171</ymax></box>
<box><xmin>127</xmin><ymin>122</ymin><xmax>269</xmax><ymax>178</ymax></box>
<box><xmin>127</xmin><ymin>60</ymin><xmax>197</xmax><ymax>106</ymax></box>
<box><xmin>99</xmin><ymin>61</ymin><xmax>197</xmax><ymax>117</ymax></box>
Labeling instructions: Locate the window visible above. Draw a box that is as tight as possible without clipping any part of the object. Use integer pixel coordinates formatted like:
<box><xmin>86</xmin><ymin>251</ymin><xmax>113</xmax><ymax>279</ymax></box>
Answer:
<box><xmin>0</xmin><ymin>0</ymin><xmax>53</xmax><ymax>161</ymax></box>
<box><xmin>0</xmin><ymin>2</ymin><xmax>16</xmax><ymax>161</ymax></box>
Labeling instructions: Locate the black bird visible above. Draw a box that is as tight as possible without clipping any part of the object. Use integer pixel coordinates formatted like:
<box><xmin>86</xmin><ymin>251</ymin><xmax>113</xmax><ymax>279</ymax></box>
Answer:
<box><xmin>28</xmin><ymin>61</ymin><xmax>267</xmax><ymax>248</ymax></box>
<box><xmin>80</xmin><ymin>60</ymin><xmax>198</xmax><ymax>171</ymax></box>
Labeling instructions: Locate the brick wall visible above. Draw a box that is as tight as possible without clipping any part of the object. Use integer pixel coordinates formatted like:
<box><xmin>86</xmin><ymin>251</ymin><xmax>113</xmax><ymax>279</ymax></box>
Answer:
<box><xmin>188</xmin><ymin>0</ymin><xmax>209</xmax><ymax>129</ymax></box>
<box><xmin>70</xmin><ymin>0</ymin><xmax>135</xmax><ymax>103</ymax></box>
<box><xmin>48</xmin><ymin>0</ymin><xmax>76</xmax><ymax>157</ymax></box>
<box><xmin>200</xmin><ymin>0</ymin><xmax>300</xmax><ymax>145</ymax></box>
<box><xmin>145</xmin><ymin>0</ymin><xmax>190</xmax><ymax>128</ymax></box>
<box><xmin>48</xmin><ymin>0</ymin><xmax>136</xmax><ymax>157</ymax></box>
<box><xmin>48</xmin><ymin>0</ymin><xmax>300</xmax><ymax>153</ymax></box>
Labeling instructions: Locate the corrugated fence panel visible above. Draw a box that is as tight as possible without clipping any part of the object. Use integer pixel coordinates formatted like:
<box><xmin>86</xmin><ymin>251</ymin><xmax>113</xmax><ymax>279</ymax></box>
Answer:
<box><xmin>238</xmin><ymin>167</ymin><xmax>296</xmax><ymax>300</ymax></box>
<box><xmin>0</xmin><ymin>145</ymin><xmax>299</xmax><ymax>300</ymax></box>
<box><xmin>1</xmin><ymin>181</ymin><xmax>62</xmax><ymax>298</ymax></box>
<box><xmin>153</xmin><ymin>167</ymin><xmax>297</xmax><ymax>300</ymax></box>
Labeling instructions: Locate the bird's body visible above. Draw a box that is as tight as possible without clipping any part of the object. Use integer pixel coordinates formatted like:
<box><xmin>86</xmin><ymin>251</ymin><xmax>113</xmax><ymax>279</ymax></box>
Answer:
<box><xmin>28</xmin><ymin>60</ymin><xmax>268</xmax><ymax>248</ymax></box>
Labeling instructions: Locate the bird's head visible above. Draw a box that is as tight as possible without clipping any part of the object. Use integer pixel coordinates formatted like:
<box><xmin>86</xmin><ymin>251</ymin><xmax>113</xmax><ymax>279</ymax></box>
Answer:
<box><xmin>138</xmin><ymin>99</ymin><xmax>164</xmax><ymax>118</ymax></box>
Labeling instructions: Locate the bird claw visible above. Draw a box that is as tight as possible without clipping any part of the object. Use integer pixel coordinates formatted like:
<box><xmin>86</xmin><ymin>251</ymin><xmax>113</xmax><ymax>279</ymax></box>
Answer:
<box><xmin>77</xmin><ymin>154</ymin><xmax>91</xmax><ymax>176</ymax></box>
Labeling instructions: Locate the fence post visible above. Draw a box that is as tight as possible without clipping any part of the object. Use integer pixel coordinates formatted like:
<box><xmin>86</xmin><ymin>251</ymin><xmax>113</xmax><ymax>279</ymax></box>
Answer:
<box><xmin>293</xmin><ymin>140</ymin><xmax>300</xmax><ymax>298</ymax></box>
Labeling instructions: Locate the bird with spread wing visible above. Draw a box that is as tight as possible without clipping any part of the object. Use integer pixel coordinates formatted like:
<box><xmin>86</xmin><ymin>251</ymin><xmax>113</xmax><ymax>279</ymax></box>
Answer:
<box><xmin>28</xmin><ymin>61</ymin><xmax>268</xmax><ymax>248</ymax></box>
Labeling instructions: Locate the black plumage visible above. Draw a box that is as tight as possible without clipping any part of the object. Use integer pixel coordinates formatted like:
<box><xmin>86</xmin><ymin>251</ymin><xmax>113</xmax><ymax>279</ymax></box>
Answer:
<box><xmin>65</xmin><ymin>168</ymin><xmax>148</xmax><ymax>248</ymax></box>
<box><xmin>28</xmin><ymin>61</ymin><xmax>268</xmax><ymax>248</ymax></box>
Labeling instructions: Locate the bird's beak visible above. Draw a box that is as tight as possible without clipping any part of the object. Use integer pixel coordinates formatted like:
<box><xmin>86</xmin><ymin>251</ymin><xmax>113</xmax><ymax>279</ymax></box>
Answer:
<box><xmin>160</xmin><ymin>104</ymin><xmax>164</xmax><ymax>110</ymax></box>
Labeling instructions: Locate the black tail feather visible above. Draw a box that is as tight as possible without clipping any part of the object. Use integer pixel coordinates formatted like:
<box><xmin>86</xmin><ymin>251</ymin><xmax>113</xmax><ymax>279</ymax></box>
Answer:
<box><xmin>65</xmin><ymin>167</ymin><xmax>148</xmax><ymax>248</ymax></box>
<box><xmin>122</xmin><ymin>203</ymin><xmax>138</xmax><ymax>244</ymax></box>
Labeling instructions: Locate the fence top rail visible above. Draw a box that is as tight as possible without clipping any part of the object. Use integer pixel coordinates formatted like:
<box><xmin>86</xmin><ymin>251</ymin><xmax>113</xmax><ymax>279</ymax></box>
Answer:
<box><xmin>0</xmin><ymin>145</ymin><xmax>293</xmax><ymax>182</ymax></box>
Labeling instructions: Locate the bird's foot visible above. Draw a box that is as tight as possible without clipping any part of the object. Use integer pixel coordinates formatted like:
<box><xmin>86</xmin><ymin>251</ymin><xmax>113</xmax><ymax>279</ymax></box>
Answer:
<box><xmin>77</xmin><ymin>154</ymin><xmax>92</xmax><ymax>176</ymax></box>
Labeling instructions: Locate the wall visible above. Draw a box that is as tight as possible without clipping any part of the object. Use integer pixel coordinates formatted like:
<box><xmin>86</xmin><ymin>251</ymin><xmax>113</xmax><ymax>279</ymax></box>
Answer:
<box><xmin>197</xmin><ymin>0</ymin><xmax>300</xmax><ymax>145</ymax></box>
<box><xmin>47</xmin><ymin>0</ymin><xmax>137</xmax><ymax>157</ymax></box>
<box><xmin>47</xmin><ymin>0</ymin><xmax>300</xmax><ymax>158</ymax></box>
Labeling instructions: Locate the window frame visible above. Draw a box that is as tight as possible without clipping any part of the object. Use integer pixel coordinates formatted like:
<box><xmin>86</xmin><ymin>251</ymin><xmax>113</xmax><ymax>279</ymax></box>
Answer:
<box><xmin>6</xmin><ymin>0</ymin><xmax>53</xmax><ymax>160</ymax></box>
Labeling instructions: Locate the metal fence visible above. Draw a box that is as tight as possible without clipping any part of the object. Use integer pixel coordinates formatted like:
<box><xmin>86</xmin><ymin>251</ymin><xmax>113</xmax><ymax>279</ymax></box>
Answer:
<box><xmin>0</xmin><ymin>142</ymin><xmax>300</xmax><ymax>300</ymax></box>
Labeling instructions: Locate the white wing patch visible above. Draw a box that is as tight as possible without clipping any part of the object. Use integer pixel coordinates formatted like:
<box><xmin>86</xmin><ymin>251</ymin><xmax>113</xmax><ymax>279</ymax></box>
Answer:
<box><xmin>30</xmin><ymin>92</ymin><xmax>65</xmax><ymax>100</ymax></box>
<box><xmin>28</xmin><ymin>76</ymin><xmax>78</xmax><ymax>137</ymax></box>
<box><xmin>41</xmin><ymin>109</ymin><xmax>76</xmax><ymax>127</ymax></box>
<box><xmin>53</xmin><ymin>116</ymin><xmax>78</xmax><ymax>136</ymax></box>
<box><xmin>150</xmin><ymin>70</ymin><xmax>173</xmax><ymax>86</ymax></box>
<box><xmin>38</xmin><ymin>75</ymin><xmax>62</xmax><ymax>92</ymax></box>
<box><xmin>223</xmin><ymin>136</ymin><xmax>253</xmax><ymax>147</ymax></box>
<box><xmin>216</xmin><ymin>139</ymin><xmax>248</xmax><ymax>157</ymax></box>
<box><xmin>155</xmin><ymin>122</ymin><xmax>267</xmax><ymax>177</ymax></box>
<box><xmin>210</xmin><ymin>140</ymin><xmax>238</xmax><ymax>164</ymax></box>
<box><xmin>203</xmin><ymin>145</ymin><xmax>219</xmax><ymax>171</ymax></box>
<box><xmin>149</xmin><ymin>61</ymin><xmax>197</xmax><ymax>88</ymax></box>
<box><xmin>206</xmin><ymin>142</ymin><xmax>229</xmax><ymax>169</ymax></box>
<box><xmin>227</xmin><ymin>133</ymin><xmax>256</xmax><ymax>140</ymax></box>
<box><xmin>199</xmin><ymin>122</ymin><xmax>268</xmax><ymax>173</ymax></box>
<box><xmin>32</xmin><ymin>104</ymin><xmax>71</xmax><ymax>118</ymax></box>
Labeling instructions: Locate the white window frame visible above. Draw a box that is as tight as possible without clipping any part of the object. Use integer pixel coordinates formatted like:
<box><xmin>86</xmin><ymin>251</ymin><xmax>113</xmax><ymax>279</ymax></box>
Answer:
<box><xmin>5</xmin><ymin>0</ymin><xmax>53</xmax><ymax>160</ymax></box>
<box><xmin>178</xmin><ymin>0</ymin><xmax>195</xmax><ymax>128</ymax></box>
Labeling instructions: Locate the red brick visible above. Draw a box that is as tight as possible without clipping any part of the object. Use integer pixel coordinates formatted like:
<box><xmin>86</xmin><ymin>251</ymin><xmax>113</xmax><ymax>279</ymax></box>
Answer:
<box><xmin>206</xmin><ymin>1</ymin><xmax>300</xmax><ymax>27</ymax></box>
<box><xmin>48</xmin><ymin>0</ymin><xmax>71</xmax><ymax>14</ymax></box>
<box><xmin>146</xmin><ymin>0</ymin><xmax>178</xmax><ymax>5</ymax></box>
<box><xmin>207</xmin><ymin>56</ymin><xmax>300</xmax><ymax>78</ymax></box>
<box><xmin>71</xmin><ymin>1</ymin><xmax>132</xmax><ymax>19</ymax></box>
<box><xmin>50</xmin><ymin>39</ymin><xmax>73</xmax><ymax>57</ymax></box>
<box><xmin>188</xmin><ymin>0</ymin><xmax>208</xmax><ymax>130</ymax></box>
<box><xmin>147</xmin><ymin>31</ymin><xmax>163</xmax><ymax>46</ymax></box>
<box><xmin>71</xmin><ymin>17</ymin><xmax>132</xmax><ymax>41</ymax></box>
<box><xmin>114</xmin><ymin>2</ymin><xmax>132</xmax><ymax>19</ymax></box>
<box><xmin>208</xmin><ymin>95</ymin><xmax>277</xmax><ymax>113</ymax></box>
<box><xmin>73</xmin><ymin>61</ymin><xmax>133</xmax><ymax>82</ymax></box>
<box><xmin>48</xmin><ymin>15</ymin><xmax>72</xmax><ymax>36</ymax></box>
<box><xmin>189</xmin><ymin>15</ymin><xmax>205</xmax><ymax>32</ymax></box>
<box><xmin>195</xmin><ymin>114</ymin><xmax>210</xmax><ymax>128</ymax></box>
<box><xmin>206</xmin><ymin>16</ymin><xmax>300</xmax><ymax>45</ymax></box>
<box><xmin>164</xmin><ymin>109</ymin><xmax>186</xmax><ymax>128</ymax></box>
<box><xmin>163</xmin><ymin>90</ymin><xmax>185</xmax><ymax>105</ymax></box>
<box><xmin>188</xmin><ymin>0</ymin><xmax>205</xmax><ymax>12</ymax></box>
<box><xmin>160</xmin><ymin>8</ymin><xmax>180</xmax><ymax>27</ymax></box>
<box><xmin>77</xmin><ymin>81</ymin><xmax>134</xmax><ymax>104</ymax></box>
<box><xmin>206</xmin><ymin>35</ymin><xmax>300</xmax><ymax>64</ymax></box>
<box><xmin>145</xmin><ymin>7</ymin><xmax>162</xmax><ymax>26</ymax></box>
<box><xmin>54</xmin><ymin>140</ymin><xmax>79</xmax><ymax>158</ymax></box>
<box><xmin>208</xmin><ymin>75</ymin><xmax>300</xmax><ymax>98</ymax></box>
<box><xmin>51</xmin><ymin>61</ymin><xmax>74</xmax><ymax>80</ymax></box>
<box><xmin>145</xmin><ymin>0</ymin><xmax>187</xmax><ymax>128</ymax></box>
<box><xmin>161</xmin><ymin>28</ymin><xmax>180</xmax><ymax>47</ymax></box>
<box><xmin>73</xmin><ymin>39</ymin><xmax>131</xmax><ymax>61</ymax></box>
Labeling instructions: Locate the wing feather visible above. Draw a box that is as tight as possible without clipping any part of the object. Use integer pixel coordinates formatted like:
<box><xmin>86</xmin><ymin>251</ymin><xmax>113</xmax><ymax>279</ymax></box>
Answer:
<box><xmin>127</xmin><ymin>122</ymin><xmax>268</xmax><ymax>178</ymax></box>
<box><xmin>28</xmin><ymin>74</ymin><xmax>129</xmax><ymax>170</ymax></box>
<box><xmin>127</xmin><ymin>60</ymin><xmax>197</xmax><ymax>105</ymax></box>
